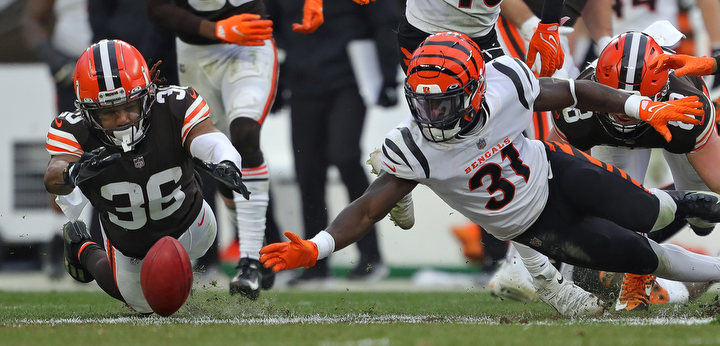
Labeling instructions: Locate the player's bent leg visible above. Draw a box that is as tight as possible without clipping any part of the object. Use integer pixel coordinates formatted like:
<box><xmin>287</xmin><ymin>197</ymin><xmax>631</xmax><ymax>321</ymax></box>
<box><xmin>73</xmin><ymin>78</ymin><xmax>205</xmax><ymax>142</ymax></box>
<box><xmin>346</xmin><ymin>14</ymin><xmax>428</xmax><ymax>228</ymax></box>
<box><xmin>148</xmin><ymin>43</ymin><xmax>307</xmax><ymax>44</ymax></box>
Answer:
<box><xmin>177</xmin><ymin>200</ymin><xmax>218</xmax><ymax>261</ymax></box>
<box><xmin>512</xmin><ymin>243</ymin><xmax>603</xmax><ymax>317</ymax></box>
<box><xmin>62</xmin><ymin>221</ymin><xmax>95</xmax><ymax>283</ymax></box>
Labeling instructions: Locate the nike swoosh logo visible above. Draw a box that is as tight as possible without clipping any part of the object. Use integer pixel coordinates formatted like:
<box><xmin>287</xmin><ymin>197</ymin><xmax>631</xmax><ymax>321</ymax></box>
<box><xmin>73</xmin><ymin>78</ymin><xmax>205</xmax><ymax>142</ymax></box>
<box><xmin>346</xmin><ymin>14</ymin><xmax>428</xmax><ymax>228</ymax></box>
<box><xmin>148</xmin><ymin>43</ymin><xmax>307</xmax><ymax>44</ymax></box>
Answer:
<box><xmin>647</xmin><ymin>104</ymin><xmax>664</xmax><ymax>113</ymax></box>
<box><xmin>248</xmin><ymin>278</ymin><xmax>259</xmax><ymax>290</ymax></box>
<box><xmin>231</xmin><ymin>26</ymin><xmax>247</xmax><ymax>37</ymax></box>
<box><xmin>198</xmin><ymin>209</ymin><xmax>206</xmax><ymax>226</ymax></box>
<box><xmin>189</xmin><ymin>89</ymin><xmax>198</xmax><ymax>99</ymax></box>
<box><xmin>557</xmin><ymin>277</ymin><xmax>564</xmax><ymax>284</ymax></box>
<box><xmin>383</xmin><ymin>162</ymin><xmax>396</xmax><ymax>172</ymax></box>
<box><xmin>54</xmin><ymin>118</ymin><xmax>63</xmax><ymax>127</ymax></box>
<box><xmin>615</xmin><ymin>301</ymin><xmax>628</xmax><ymax>310</ymax></box>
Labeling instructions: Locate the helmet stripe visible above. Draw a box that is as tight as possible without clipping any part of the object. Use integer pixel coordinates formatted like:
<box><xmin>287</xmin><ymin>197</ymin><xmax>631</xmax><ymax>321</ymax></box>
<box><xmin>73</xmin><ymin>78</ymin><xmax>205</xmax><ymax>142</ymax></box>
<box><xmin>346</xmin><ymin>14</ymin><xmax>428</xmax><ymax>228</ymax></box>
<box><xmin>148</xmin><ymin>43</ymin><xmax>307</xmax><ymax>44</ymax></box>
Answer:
<box><xmin>619</xmin><ymin>33</ymin><xmax>646</xmax><ymax>92</ymax></box>
<box><xmin>420</xmin><ymin>40</ymin><xmax>479</xmax><ymax>73</ymax></box>
<box><xmin>94</xmin><ymin>40</ymin><xmax>121</xmax><ymax>92</ymax></box>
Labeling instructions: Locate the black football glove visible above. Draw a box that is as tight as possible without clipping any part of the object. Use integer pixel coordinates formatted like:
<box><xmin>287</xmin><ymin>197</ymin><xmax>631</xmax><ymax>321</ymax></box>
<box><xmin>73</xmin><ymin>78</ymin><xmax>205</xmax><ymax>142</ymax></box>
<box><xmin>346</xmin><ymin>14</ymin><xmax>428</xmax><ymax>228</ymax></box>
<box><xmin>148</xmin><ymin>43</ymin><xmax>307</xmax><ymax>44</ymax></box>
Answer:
<box><xmin>193</xmin><ymin>158</ymin><xmax>251</xmax><ymax>200</ymax></box>
<box><xmin>377</xmin><ymin>81</ymin><xmax>398</xmax><ymax>108</ymax></box>
<box><xmin>63</xmin><ymin>147</ymin><xmax>122</xmax><ymax>187</ymax></box>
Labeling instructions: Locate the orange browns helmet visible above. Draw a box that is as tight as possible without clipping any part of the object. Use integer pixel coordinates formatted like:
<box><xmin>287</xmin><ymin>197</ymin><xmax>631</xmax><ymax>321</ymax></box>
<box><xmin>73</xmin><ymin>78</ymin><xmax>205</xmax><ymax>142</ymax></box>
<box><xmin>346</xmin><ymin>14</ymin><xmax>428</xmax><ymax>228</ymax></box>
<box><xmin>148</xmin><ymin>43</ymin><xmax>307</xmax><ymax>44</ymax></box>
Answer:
<box><xmin>405</xmin><ymin>31</ymin><xmax>487</xmax><ymax>142</ymax></box>
<box><xmin>73</xmin><ymin>39</ymin><xmax>156</xmax><ymax>152</ymax></box>
<box><xmin>596</xmin><ymin>32</ymin><xmax>669</xmax><ymax>100</ymax></box>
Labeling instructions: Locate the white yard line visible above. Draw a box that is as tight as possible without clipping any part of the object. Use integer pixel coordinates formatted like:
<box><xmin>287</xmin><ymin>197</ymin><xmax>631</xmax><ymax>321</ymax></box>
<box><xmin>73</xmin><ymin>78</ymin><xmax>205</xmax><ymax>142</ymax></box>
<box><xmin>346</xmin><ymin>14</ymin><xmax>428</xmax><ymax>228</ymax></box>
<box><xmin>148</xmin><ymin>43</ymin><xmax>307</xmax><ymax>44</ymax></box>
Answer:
<box><xmin>4</xmin><ymin>314</ymin><xmax>714</xmax><ymax>326</ymax></box>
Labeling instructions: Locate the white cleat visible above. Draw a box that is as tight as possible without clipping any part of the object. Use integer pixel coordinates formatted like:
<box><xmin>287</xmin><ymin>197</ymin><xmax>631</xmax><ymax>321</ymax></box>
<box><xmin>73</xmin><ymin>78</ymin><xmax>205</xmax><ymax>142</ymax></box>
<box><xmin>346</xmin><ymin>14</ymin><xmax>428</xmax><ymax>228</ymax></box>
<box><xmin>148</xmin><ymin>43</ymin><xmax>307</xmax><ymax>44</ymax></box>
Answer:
<box><xmin>367</xmin><ymin>148</ymin><xmax>415</xmax><ymax>229</ymax></box>
<box><xmin>488</xmin><ymin>258</ymin><xmax>538</xmax><ymax>302</ymax></box>
<box><xmin>534</xmin><ymin>270</ymin><xmax>605</xmax><ymax>317</ymax></box>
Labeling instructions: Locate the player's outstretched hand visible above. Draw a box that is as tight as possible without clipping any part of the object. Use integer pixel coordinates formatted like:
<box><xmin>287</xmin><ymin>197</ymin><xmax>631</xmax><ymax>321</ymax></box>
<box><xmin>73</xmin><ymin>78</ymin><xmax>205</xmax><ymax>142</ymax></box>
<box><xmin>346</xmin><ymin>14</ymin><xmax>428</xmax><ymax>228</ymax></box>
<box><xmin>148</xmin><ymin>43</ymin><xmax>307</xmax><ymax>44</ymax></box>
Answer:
<box><xmin>649</xmin><ymin>53</ymin><xmax>715</xmax><ymax>77</ymax></box>
<box><xmin>193</xmin><ymin>158</ymin><xmax>251</xmax><ymax>200</ymax></box>
<box><xmin>526</xmin><ymin>22</ymin><xmax>564</xmax><ymax>77</ymax></box>
<box><xmin>216</xmin><ymin>14</ymin><xmax>273</xmax><ymax>46</ymax></box>
<box><xmin>637</xmin><ymin>96</ymin><xmax>704</xmax><ymax>142</ymax></box>
<box><xmin>65</xmin><ymin>147</ymin><xmax>121</xmax><ymax>187</ymax></box>
<box><xmin>293</xmin><ymin>0</ymin><xmax>323</xmax><ymax>34</ymax></box>
<box><xmin>260</xmin><ymin>231</ymin><xmax>318</xmax><ymax>272</ymax></box>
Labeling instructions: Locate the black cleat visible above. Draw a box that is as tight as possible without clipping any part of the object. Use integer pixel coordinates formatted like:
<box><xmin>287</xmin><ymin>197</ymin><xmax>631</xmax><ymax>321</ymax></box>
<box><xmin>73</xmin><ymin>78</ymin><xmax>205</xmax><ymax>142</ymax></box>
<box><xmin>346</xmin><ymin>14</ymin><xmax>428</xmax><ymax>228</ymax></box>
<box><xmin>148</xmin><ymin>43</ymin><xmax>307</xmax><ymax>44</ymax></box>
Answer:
<box><xmin>62</xmin><ymin>221</ymin><xmax>94</xmax><ymax>283</ymax></box>
<box><xmin>229</xmin><ymin>258</ymin><xmax>260</xmax><ymax>299</ymax></box>
<box><xmin>667</xmin><ymin>191</ymin><xmax>720</xmax><ymax>223</ymax></box>
<box><xmin>260</xmin><ymin>264</ymin><xmax>275</xmax><ymax>290</ymax></box>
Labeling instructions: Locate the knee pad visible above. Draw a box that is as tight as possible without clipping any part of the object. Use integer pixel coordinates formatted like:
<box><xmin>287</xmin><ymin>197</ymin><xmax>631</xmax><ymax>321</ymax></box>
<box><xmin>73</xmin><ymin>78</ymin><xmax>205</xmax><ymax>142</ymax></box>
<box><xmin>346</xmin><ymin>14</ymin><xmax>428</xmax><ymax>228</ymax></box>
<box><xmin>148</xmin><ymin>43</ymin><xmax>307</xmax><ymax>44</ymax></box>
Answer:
<box><xmin>229</xmin><ymin>118</ymin><xmax>263</xmax><ymax>165</ymax></box>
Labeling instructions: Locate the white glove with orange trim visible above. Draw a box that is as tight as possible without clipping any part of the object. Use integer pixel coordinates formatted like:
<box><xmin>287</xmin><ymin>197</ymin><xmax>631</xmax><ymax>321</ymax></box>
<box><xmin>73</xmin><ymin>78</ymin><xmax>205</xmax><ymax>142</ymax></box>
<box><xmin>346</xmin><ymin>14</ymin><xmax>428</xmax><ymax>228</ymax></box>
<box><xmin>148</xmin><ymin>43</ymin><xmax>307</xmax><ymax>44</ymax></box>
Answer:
<box><xmin>624</xmin><ymin>95</ymin><xmax>704</xmax><ymax>142</ymax></box>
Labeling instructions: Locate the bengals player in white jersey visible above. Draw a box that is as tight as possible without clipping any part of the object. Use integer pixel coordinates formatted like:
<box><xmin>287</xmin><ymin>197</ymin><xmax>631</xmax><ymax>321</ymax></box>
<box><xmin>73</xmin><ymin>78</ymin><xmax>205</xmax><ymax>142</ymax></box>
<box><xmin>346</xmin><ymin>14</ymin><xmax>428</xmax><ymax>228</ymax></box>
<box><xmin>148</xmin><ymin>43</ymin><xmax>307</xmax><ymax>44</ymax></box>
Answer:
<box><xmin>258</xmin><ymin>32</ymin><xmax>720</xmax><ymax>316</ymax></box>
<box><xmin>44</xmin><ymin>40</ymin><xmax>250</xmax><ymax>314</ymax></box>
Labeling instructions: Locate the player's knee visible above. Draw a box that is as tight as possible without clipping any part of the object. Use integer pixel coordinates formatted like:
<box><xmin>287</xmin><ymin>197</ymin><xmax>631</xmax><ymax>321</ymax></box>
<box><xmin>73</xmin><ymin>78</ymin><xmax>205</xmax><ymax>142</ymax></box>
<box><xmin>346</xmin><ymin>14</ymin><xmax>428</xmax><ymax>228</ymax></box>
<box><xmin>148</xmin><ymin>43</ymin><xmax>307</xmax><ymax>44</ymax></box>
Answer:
<box><xmin>229</xmin><ymin>117</ymin><xmax>263</xmax><ymax>166</ymax></box>
<box><xmin>623</xmin><ymin>240</ymin><xmax>659</xmax><ymax>275</ymax></box>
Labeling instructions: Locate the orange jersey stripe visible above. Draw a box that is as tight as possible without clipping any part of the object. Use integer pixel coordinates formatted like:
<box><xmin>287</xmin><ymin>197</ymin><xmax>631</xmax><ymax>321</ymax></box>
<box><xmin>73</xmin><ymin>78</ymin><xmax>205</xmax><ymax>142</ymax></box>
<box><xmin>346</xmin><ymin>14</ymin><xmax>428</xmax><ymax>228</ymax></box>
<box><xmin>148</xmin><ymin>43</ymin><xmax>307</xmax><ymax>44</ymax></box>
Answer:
<box><xmin>181</xmin><ymin>109</ymin><xmax>210</xmax><ymax>140</ymax></box>
<box><xmin>46</xmin><ymin>143</ymin><xmax>81</xmax><ymax>156</ymax></box>
<box><xmin>183</xmin><ymin>99</ymin><xmax>208</xmax><ymax>127</ymax></box>
<box><xmin>259</xmin><ymin>39</ymin><xmax>279</xmax><ymax>126</ymax></box>
<box><xmin>241</xmin><ymin>164</ymin><xmax>268</xmax><ymax>172</ymax></box>
<box><xmin>48</xmin><ymin>133</ymin><xmax>82</xmax><ymax>150</ymax></box>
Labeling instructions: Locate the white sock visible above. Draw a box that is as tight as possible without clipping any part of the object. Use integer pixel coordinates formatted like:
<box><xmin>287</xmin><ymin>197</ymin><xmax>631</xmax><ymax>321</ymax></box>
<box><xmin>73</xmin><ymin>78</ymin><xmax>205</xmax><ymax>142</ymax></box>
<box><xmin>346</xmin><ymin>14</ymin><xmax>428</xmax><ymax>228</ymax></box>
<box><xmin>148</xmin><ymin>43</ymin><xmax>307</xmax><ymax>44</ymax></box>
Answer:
<box><xmin>649</xmin><ymin>239</ymin><xmax>720</xmax><ymax>282</ymax></box>
<box><xmin>234</xmin><ymin>163</ymin><xmax>269</xmax><ymax>261</ymax></box>
<box><xmin>650</xmin><ymin>188</ymin><xmax>677</xmax><ymax>231</ymax></box>
<box><xmin>512</xmin><ymin>242</ymin><xmax>557</xmax><ymax>281</ymax></box>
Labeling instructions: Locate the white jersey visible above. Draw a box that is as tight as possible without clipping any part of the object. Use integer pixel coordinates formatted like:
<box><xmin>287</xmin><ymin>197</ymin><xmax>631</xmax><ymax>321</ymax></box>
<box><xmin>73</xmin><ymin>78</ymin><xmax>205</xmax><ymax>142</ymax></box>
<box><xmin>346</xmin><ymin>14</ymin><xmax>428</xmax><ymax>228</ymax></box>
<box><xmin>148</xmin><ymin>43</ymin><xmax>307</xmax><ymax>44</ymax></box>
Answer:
<box><xmin>406</xmin><ymin>0</ymin><xmax>502</xmax><ymax>38</ymax></box>
<box><xmin>380</xmin><ymin>56</ymin><xmax>550</xmax><ymax>240</ymax></box>
<box><xmin>52</xmin><ymin>0</ymin><xmax>92</xmax><ymax>58</ymax></box>
<box><xmin>612</xmin><ymin>0</ymin><xmax>678</xmax><ymax>34</ymax></box>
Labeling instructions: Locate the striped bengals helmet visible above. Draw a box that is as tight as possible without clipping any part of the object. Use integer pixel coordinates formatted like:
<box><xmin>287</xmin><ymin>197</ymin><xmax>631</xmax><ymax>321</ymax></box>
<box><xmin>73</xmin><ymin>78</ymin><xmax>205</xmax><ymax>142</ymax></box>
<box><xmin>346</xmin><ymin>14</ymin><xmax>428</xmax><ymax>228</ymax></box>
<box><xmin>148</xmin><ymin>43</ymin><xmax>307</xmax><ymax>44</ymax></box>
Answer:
<box><xmin>596</xmin><ymin>32</ymin><xmax>669</xmax><ymax>99</ymax></box>
<box><xmin>405</xmin><ymin>31</ymin><xmax>486</xmax><ymax>142</ymax></box>
<box><xmin>73</xmin><ymin>39</ymin><xmax>156</xmax><ymax>151</ymax></box>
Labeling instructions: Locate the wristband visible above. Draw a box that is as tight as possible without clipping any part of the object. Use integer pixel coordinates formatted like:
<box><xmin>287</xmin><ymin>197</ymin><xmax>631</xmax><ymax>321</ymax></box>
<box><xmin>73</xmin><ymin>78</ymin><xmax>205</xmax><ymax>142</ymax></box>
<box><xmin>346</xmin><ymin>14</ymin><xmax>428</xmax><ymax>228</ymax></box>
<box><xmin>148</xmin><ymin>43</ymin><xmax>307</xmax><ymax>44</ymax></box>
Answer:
<box><xmin>310</xmin><ymin>230</ymin><xmax>335</xmax><ymax>260</ymax></box>
<box><xmin>624</xmin><ymin>94</ymin><xmax>649</xmax><ymax>119</ymax></box>
<box><xmin>520</xmin><ymin>16</ymin><xmax>541</xmax><ymax>40</ymax></box>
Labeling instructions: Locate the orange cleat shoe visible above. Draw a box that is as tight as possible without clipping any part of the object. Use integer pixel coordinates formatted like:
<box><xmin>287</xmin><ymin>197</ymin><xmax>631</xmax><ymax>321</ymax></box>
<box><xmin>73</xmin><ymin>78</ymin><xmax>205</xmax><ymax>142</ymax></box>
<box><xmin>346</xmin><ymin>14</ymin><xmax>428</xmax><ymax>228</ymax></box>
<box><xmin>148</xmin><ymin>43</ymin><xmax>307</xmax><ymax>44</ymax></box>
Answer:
<box><xmin>451</xmin><ymin>223</ymin><xmax>484</xmax><ymax>261</ymax></box>
<box><xmin>615</xmin><ymin>274</ymin><xmax>653</xmax><ymax>311</ymax></box>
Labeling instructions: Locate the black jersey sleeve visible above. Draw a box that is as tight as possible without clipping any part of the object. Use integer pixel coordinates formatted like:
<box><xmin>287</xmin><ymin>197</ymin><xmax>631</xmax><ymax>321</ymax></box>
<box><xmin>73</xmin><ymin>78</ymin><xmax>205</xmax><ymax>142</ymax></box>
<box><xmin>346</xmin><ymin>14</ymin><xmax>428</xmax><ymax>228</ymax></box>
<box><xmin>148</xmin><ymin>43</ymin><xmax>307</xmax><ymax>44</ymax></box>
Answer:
<box><xmin>154</xmin><ymin>85</ymin><xmax>212</xmax><ymax>146</ymax></box>
<box><xmin>46</xmin><ymin>111</ymin><xmax>91</xmax><ymax>157</ymax></box>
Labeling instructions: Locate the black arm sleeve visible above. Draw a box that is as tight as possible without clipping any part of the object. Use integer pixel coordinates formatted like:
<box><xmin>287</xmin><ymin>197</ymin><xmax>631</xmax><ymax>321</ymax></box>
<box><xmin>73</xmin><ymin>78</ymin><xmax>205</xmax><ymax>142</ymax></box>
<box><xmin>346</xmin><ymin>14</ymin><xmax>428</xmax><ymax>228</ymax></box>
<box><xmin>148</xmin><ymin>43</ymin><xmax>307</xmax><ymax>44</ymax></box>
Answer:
<box><xmin>540</xmin><ymin>0</ymin><xmax>566</xmax><ymax>23</ymax></box>
<box><xmin>363</xmin><ymin>1</ymin><xmax>401</xmax><ymax>87</ymax></box>
<box><xmin>146</xmin><ymin>0</ymin><xmax>205</xmax><ymax>39</ymax></box>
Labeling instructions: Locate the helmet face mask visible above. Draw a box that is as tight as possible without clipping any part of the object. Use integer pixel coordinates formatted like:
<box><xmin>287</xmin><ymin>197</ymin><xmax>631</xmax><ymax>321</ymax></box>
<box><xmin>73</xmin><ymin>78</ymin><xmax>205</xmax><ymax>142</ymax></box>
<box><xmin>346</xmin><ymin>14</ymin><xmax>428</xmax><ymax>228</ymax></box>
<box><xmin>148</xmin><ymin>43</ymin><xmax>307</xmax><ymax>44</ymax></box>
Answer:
<box><xmin>73</xmin><ymin>39</ymin><xmax>156</xmax><ymax>152</ymax></box>
<box><xmin>405</xmin><ymin>31</ymin><xmax>486</xmax><ymax>142</ymax></box>
<box><xmin>595</xmin><ymin>32</ymin><xmax>669</xmax><ymax>140</ymax></box>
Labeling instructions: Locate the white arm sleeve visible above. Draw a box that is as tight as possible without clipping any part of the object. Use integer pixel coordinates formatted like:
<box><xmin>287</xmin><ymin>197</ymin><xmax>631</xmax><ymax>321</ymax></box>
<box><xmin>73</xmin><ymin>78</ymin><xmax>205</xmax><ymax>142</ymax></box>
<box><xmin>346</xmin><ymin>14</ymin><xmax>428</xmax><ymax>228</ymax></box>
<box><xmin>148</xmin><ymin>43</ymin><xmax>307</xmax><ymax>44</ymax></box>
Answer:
<box><xmin>189</xmin><ymin>132</ymin><xmax>242</xmax><ymax>168</ymax></box>
<box><xmin>55</xmin><ymin>187</ymin><xmax>89</xmax><ymax>221</ymax></box>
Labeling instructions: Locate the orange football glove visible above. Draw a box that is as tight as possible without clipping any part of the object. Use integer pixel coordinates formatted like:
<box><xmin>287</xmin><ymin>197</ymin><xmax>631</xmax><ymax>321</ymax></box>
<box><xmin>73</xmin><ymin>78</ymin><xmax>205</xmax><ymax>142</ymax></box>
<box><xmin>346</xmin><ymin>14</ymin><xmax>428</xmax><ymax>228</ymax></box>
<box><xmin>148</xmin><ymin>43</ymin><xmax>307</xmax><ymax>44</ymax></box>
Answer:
<box><xmin>260</xmin><ymin>231</ymin><xmax>318</xmax><ymax>273</ymax></box>
<box><xmin>293</xmin><ymin>0</ymin><xmax>324</xmax><ymax>34</ymax></box>
<box><xmin>648</xmin><ymin>53</ymin><xmax>716</xmax><ymax>77</ymax></box>
<box><xmin>216</xmin><ymin>14</ymin><xmax>273</xmax><ymax>46</ymax></box>
<box><xmin>636</xmin><ymin>96</ymin><xmax>704</xmax><ymax>142</ymax></box>
<box><xmin>352</xmin><ymin>0</ymin><xmax>375</xmax><ymax>4</ymax></box>
<box><xmin>526</xmin><ymin>22</ymin><xmax>565</xmax><ymax>77</ymax></box>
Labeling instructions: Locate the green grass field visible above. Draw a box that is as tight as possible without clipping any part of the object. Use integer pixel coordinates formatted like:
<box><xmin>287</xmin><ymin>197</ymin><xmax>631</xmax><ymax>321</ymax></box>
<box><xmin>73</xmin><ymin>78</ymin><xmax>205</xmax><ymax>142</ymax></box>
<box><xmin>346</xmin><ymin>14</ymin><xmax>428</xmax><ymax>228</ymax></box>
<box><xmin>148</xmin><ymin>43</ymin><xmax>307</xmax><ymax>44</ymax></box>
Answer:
<box><xmin>2</xmin><ymin>289</ymin><xmax>720</xmax><ymax>345</ymax></box>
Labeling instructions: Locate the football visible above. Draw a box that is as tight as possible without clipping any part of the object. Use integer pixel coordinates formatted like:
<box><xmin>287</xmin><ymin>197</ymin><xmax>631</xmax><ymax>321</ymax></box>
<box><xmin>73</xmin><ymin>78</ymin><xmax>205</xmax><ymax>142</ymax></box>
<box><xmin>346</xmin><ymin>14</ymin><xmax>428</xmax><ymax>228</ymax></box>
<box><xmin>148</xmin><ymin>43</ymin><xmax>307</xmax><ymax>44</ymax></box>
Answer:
<box><xmin>140</xmin><ymin>236</ymin><xmax>193</xmax><ymax>317</ymax></box>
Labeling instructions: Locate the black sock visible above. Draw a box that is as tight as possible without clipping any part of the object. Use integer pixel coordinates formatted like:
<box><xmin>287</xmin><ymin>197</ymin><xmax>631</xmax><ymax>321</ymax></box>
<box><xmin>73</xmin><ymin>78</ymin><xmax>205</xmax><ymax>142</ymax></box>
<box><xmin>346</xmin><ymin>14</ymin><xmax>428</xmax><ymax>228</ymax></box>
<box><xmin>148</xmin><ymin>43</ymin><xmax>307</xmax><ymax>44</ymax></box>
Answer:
<box><xmin>79</xmin><ymin>244</ymin><xmax>124</xmax><ymax>302</ymax></box>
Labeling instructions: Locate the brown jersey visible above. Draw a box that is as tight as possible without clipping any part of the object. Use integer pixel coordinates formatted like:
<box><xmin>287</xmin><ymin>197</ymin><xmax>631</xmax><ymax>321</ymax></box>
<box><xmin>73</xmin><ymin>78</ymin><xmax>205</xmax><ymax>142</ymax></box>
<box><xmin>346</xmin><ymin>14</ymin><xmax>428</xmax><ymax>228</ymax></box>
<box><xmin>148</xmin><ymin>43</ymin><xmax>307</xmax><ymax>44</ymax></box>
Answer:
<box><xmin>552</xmin><ymin>66</ymin><xmax>716</xmax><ymax>154</ymax></box>
<box><xmin>46</xmin><ymin>86</ymin><xmax>211</xmax><ymax>258</ymax></box>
